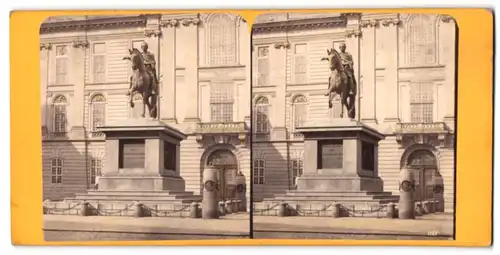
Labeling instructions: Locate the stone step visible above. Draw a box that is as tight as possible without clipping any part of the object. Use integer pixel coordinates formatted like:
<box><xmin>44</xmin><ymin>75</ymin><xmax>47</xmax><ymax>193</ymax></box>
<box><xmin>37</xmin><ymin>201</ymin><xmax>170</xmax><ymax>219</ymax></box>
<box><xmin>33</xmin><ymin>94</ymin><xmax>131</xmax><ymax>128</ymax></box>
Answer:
<box><xmin>265</xmin><ymin>195</ymin><xmax>399</xmax><ymax>202</ymax></box>
<box><xmin>68</xmin><ymin>195</ymin><xmax>201</xmax><ymax>202</ymax></box>
<box><xmin>284</xmin><ymin>191</ymin><xmax>395</xmax><ymax>197</ymax></box>
<box><xmin>83</xmin><ymin>190</ymin><xmax>197</xmax><ymax>196</ymax></box>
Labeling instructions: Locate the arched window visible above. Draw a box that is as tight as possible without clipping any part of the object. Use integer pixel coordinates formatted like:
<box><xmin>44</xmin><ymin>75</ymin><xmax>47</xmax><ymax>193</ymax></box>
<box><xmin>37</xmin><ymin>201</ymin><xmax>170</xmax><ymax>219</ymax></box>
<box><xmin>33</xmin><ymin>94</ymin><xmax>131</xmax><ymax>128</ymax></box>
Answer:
<box><xmin>90</xmin><ymin>94</ymin><xmax>106</xmax><ymax>137</ymax></box>
<box><xmin>89</xmin><ymin>157</ymin><xmax>102</xmax><ymax>185</ymax></box>
<box><xmin>291</xmin><ymin>95</ymin><xmax>307</xmax><ymax>135</ymax></box>
<box><xmin>407</xmin><ymin>14</ymin><xmax>436</xmax><ymax>66</ymax></box>
<box><xmin>254</xmin><ymin>97</ymin><xmax>270</xmax><ymax>134</ymax></box>
<box><xmin>253</xmin><ymin>159</ymin><xmax>265</xmax><ymax>185</ymax></box>
<box><xmin>50</xmin><ymin>158</ymin><xmax>63</xmax><ymax>184</ymax></box>
<box><xmin>208</xmin><ymin>14</ymin><xmax>237</xmax><ymax>66</ymax></box>
<box><xmin>407</xmin><ymin>149</ymin><xmax>437</xmax><ymax>167</ymax></box>
<box><xmin>52</xmin><ymin>95</ymin><xmax>67</xmax><ymax>136</ymax></box>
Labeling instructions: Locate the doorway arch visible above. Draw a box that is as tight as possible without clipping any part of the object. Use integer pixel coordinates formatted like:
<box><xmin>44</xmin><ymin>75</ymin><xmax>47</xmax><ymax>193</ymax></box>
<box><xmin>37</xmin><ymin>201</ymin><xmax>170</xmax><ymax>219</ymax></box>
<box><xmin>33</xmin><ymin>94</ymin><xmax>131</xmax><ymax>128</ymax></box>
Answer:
<box><xmin>206</xmin><ymin>149</ymin><xmax>239</xmax><ymax>201</ymax></box>
<box><xmin>403</xmin><ymin>148</ymin><xmax>443</xmax><ymax>202</ymax></box>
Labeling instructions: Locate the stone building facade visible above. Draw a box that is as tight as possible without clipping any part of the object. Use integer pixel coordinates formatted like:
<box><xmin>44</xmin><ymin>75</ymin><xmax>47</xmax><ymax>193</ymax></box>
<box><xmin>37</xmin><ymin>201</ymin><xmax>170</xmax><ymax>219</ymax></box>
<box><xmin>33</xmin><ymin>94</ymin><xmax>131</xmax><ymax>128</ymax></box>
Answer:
<box><xmin>40</xmin><ymin>13</ymin><xmax>251</xmax><ymax>204</ymax></box>
<box><xmin>251</xmin><ymin>13</ymin><xmax>456</xmax><ymax>212</ymax></box>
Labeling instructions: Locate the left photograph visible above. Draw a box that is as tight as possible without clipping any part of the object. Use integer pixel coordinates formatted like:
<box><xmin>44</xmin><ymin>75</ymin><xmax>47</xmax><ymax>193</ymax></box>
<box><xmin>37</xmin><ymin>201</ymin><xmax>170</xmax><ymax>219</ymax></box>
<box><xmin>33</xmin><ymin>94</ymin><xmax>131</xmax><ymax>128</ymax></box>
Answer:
<box><xmin>40</xmin><ymin>13</ymin><xmax>251</xmax><ymax>241</ymax></box>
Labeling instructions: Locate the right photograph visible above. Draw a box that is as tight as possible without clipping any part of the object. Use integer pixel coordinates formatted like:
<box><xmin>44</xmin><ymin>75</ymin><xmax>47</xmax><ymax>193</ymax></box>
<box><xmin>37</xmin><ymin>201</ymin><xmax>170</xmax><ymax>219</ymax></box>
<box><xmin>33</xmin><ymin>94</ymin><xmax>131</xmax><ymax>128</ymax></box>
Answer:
<box><xmin>251</xmin><ymin>12</ymin><xmax>457</xmax><ymax>240</ymax></box>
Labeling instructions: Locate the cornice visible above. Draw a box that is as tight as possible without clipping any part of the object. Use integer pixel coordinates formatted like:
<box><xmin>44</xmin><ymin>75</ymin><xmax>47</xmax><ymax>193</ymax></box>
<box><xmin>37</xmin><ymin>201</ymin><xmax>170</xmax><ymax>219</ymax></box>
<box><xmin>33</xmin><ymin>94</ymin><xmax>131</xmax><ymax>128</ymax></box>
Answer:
<box><xmin>40</xmin><ymin>15</ymin><xmax>147</xmax><ymax>34</ymax></box>
<box><xmin>274</xmin><ymin>42</ymin><xmax>291</xmax><ymax>49</ymax></box>
<box><xmin>252</xmin><ymin>16</ymin><xmax>347</xmax><ymax>33</ymax></box>
<box><xmin>345</xmin><ymin>28</ymin><xmax>362</xmax><ymax>38</ymax></box>
<box><xmin>72</xmin><ymin>40</ymin><xmax>89</xmax><ymax>48</ymax></box>
<box><xmin>40</xmin><ymin>43</ymin><xmax>52</xmax><ymax>51</ymax></box>
<box><xmin>252</xmin><ymin>32</ymin><xmax>346</xmax><ymax>46</ymax></box>
<box><xmin>380</xmin><ymin>18</ymin><xmax>401</xmax><ymax>27</ymax></box>
<box><xmin>143</xmin><ymin>28</ymin><xmax>162</xmax><ymax>37</ymax></box>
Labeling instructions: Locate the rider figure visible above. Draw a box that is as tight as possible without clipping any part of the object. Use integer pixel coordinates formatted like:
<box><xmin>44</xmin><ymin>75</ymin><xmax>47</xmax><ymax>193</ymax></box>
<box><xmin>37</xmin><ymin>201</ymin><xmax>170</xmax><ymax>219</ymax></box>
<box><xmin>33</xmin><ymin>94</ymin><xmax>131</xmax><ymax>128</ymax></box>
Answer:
<box><xmin>125</xmin><ymin>41</ymin><xmax>158</xmax><ymax>96</ymax></box>
<box><xmin>338</xmin><ymin>43</ymin><xmax>356</xmax><ymax>95</ymax></box>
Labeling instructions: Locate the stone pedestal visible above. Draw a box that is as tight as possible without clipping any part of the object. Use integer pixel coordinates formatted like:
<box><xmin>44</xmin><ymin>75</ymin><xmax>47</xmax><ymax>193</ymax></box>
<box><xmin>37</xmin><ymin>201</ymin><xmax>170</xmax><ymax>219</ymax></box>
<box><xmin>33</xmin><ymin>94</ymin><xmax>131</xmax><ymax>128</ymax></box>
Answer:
<box><xmin>296</xmin><ymin>118</ymin><xmax>385</xmax><ymax>193</ymax></box>
<box><xmin>97</xmin><ymin>118</ymin><xmax>187</xmax><ymax>192</ymax></box>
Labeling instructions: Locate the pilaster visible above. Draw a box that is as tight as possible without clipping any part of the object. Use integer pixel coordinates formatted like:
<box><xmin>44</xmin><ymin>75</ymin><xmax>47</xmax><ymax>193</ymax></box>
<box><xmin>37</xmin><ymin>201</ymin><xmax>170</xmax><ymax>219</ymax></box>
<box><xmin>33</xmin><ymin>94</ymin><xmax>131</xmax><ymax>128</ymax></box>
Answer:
<box><xmin>70</xmin><ymin>40</ymin><xmax>88</xmax><ymax>138</ymax></box>
<box><xmin>381</xmin><ymin>16</ymin><xmax>401</xmax><ymax>123</ymax></box>
<box><xmin>344</xmin><ymin>14</ymin><xmax>361</xmax><ymax>121</ymax></box>
<box><xmin>182</xmin><ymin>15</ymin><xmax>201</xmax><ymax>122</ymax></box>
<box><xmin>160</xmin><ymin>18</ymin><xmax>179</xmax><ymax>123</ymax></box>
<box><xmin>440</xmin><ymin>15</ymin><xmax>457</xmax><ymax>126</ymax></box>
<box><xmin>272</xmin><ymin>42</ymin><xmax>289</xmax><ymax>129</ymax></box>
<box><xmin>40</xmin><ymin>43</ymin><xmax>52</xmax><ymax>136</ymax></box>
<box><xmin>359</xmin><ymin>19</ymin><xmax>378</xmax><ymax>123</ymax></box>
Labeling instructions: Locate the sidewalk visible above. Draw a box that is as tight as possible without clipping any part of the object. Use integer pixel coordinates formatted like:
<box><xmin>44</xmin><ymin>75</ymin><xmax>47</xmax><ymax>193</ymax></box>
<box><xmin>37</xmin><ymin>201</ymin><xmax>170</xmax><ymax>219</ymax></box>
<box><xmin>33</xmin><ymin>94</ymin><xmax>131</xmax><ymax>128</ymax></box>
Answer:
<box><xmin>253</xmin><ymin>213</ymin><xmax>454</xmax><ymax>237</ymax></box>
<box><xmin>44</xmin><ymin>213</ymin><xmax>250</xmax><ymax>237</ymax></box>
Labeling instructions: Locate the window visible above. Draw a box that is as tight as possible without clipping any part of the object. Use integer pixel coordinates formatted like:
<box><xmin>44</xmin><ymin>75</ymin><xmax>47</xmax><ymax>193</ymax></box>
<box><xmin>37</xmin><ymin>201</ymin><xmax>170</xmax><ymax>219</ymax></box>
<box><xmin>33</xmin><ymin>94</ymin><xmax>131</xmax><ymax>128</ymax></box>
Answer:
<box><xmin>55</xmin><ymin>45</ymin><xmax>69</xmax><ymax>85</ymax></box>
<box><xmin>89</xmin><ymin>158</ymin><xmax>102</xmax><ymax>185</ymax></box>
<box><xmin>209</xmin><ymin>14</ymin><xmax>237</xmax><ymax>66</ymax></box>
<box><xmin>90</xmin><ymin>94</ymin><xmax>106</xmax><ymax>137</ymax></box>
<box><xmin>256</xmin><ymin>46</ymin><xmax>270</xmax><ymax>86</ymax></box>
<box><xmin>52</xmin><ymin>95</ymin><xmax>67</xmax><ymax>136</ymax></box>
<box><xmin>410</xmin><ymin>82</ymin><xmax>434</xmax><ymax>123</ymax></box>
<box><xmin>253</xmin><ymin>159</ymin><xmax>265</xmax><ymax>184</ymax></box>
<box><xmin>293</xmin><ymin>43</ymin><xmax>307</xmax><ymax>84</ymax></box>
<box><xmin>210</xmin><ymin>82</ymin><xmax>233</xmax><ymax>122</ymax></box>
<box><xmin>407</xmin><ymin>14</ymin><xmax>436</xmax><ymax>66</ymax></box>
<box><xmin>50</xmin><ymin>158</ymin><xmax>63</xmax><ymax>184</ymax></box>
<box><xmin>291</xmin><ymin>95</ymin><xmax>307</xmax><ymax>134</ymax></box>
<box><xmin>92</xmin><ymin>43</ymin><xmax>106</xmax><ymax>83</ymax></box>
<box><xmin>254</xmin><ymin>97</ymin><xmax>270</xmax><ymax>134</ymax></box>
<box><xmin>291</xmin><ymin>159</ymin><xmax>303</xmax><ymax>187</ymax></box>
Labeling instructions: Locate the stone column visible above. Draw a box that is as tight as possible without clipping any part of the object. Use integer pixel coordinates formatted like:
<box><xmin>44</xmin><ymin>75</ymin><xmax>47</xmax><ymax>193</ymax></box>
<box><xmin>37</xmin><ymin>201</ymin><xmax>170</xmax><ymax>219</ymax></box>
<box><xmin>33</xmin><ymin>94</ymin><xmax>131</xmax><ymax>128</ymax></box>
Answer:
<box><xmin>202</xmin><ymin>166</ymin><xmax>219</xmax><ymax>219</ymax></box>
<box><xmin>40</xmin><ymin>43</ymin><xmax>52</xmax><ymax>136</ymax></box>
<box><xmin>360</xmin><ymin>19</ymin><xmax>378</xmax><ymax>123</ymax></box>
<box><xmin>160</xmin><ymin>18</ymin><xmax>178</xmax><ymax>123</ymax></box>
<box><xmin>70</xmin><ymin>40</ymin><xmax>88</xmax><ymax>138</ymax></box>
<box><xmin>441</xmin><ymin>15</ymin><xmax>456</xmax><ymax>126</ymax></box>
<box><xmin>344</xmin><ymin>14</ymin><xmax>361</xmax><ymax>121</ymax></box>
<box><xmin>272</xmin><ymin>42</ymin><xmax>289</xmax><ymax>139</ymax></box>
<box><xmin>182</xmin><ymin>16</ymin><xmax>201</xmax><ymax>122</ymax></box>
<box><xmin>381</xmin><ymin>17</ymin><xmax>401</xmax><ymax>123</ymax></box>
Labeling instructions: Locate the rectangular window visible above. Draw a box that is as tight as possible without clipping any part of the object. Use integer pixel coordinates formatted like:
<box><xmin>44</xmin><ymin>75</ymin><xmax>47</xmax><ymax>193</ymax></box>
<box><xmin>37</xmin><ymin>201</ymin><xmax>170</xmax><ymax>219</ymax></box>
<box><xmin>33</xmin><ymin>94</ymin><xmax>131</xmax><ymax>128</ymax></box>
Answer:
<box><xmin>254</xmin><ymin>105</ymin><xmax>269</xmax><ymax>133</ymax></box>
<box><xmin>293</xmin><ymin>43</ymin><xmax>307</xmax><ymax>84</ymax></box>
<box><xmin>210</xmin><ymin>82</ymin><xmax>234</xmax><ymax>122</ymax></box>
<box><xmin>89</xmin><ymin>158</ymin><xmax>102</xmax><ymax>185</ymax></box>
<box><xmin>291</xmin><ymin>159</ymin><xmax>303</xmax><ymax>187</ymax></box>
<box><xmin>50</xmin><ymin>158</ymin><xmax>63</xmax><ymax>184</ymax></box>
<box><xmin>55</xmin><ymin>45</ymin><xmax>69</xmax><ymax>85</ymax></box>
<box><xmin>53</xmin><ymin>105</ymin><xmax>67</xmax><ymax>134</ymax></box>
<box><xmin>253</xmin><ymin>159</ymin><xmax>265</xmax><ymax>185</ymax></box>
<box><xmin>92</xmin><ymin>43</ymin><xmax>106</xmax><ymax>83</ymax></box>
<box><xmin>256</xmin><ymin>46</ymin><xmax>270</xmax><ymax>86</ymax></box>
<box><xmin>410</xmin><ymin>82</ymin><xmax>434</xmax><ymax>123</ymax></box>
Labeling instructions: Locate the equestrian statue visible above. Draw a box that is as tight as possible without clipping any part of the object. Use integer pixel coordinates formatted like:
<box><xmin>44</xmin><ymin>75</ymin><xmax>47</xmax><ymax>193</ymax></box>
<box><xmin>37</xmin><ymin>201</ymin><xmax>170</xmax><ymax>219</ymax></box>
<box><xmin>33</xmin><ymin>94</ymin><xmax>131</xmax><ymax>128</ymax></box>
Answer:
<box><xmin>122</xmin><ymin>41</ymin><xmax>159</xmax><ymax>119</ymax></box>
<box><xmin>321</xmin><ymin>43</ymin><xmax>357</xmax><ymax>119</ymax></box>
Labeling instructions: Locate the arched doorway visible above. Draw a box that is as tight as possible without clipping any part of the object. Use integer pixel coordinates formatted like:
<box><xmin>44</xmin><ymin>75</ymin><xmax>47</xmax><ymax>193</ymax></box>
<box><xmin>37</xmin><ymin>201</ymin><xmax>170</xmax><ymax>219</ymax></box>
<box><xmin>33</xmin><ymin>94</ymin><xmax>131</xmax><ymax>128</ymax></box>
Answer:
<box><xmin>405</xmin><ymin>149</ymin><xmax>442</xmax><ymax>202</ymax></box>
<box><xmin>206</xmin><ymin>150</ymin><xmax>238</xmax><ymax>201</ymax></box>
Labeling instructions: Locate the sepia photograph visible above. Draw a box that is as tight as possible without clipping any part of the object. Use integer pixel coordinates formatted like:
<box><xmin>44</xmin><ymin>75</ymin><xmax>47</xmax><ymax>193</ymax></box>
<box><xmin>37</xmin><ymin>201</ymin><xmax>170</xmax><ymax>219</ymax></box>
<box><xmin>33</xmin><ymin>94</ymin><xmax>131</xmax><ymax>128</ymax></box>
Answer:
<box><xmin>251</xmin><ymin>12</ymin><xmax>457</xmax><ymax>240</ymax></box>
<box><xmin>40</xmin><ymin>13</ymin><xmax>251</xmax><ymax>241</ymax></box>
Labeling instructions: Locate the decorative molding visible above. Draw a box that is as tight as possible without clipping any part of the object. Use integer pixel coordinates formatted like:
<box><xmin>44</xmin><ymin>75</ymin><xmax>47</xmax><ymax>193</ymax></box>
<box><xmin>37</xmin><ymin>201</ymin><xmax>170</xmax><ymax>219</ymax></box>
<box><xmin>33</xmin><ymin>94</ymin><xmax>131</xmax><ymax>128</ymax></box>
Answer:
<box><xmin>274</xmin><ymin>42</ymin><xmax>291</xmax><ymax>49</ymax></box>
<box><xmin>71</xmin><ymin>40</ymin><xmax>89</xmax><ymax>48</ymax></box>
<box><xmin>253</xmin><ymin>16</ymin><xmax>347</xmax><ymax>33</ymax></box>
<box><xmin>181</xmin><ymin>17</ymin><xmax>201</xmax><ymax>27</ymax></box>
<box><xmin>345</xmin><ymin>28</ymin><xmax>362</xmax><ymax>38</ymax></box>
<box><xmin>360</xmin><ymin>19</ymin><xmax>379</xmax><ymax>28</ymax></box>
<box><xmin>40</xmin><ymin>43</ymin><xmax>52</xmax><ymax>51</ymax></box>
<box><xmin>440</xmin><ymin>15</ymin><xmax>455</xmax><ymax>23</ymax></box>
<box><xmin>143</xmin><ymin>28</ymin><xmax>162</xmax><ymax>37</ymax></box>
<box><xmin>161</xmin><ymin>19</ymin><xmax>179</xmax><ymax>28</ymax></box>
<box><xmin>40</xmin><ymin>15</ymin><xmax>147</xmax><ymax>34</ymax></box>
<box><xmin>381</xmin><ymin>18</ymin><xmax>401</xmax><ymax>27</ymax></box>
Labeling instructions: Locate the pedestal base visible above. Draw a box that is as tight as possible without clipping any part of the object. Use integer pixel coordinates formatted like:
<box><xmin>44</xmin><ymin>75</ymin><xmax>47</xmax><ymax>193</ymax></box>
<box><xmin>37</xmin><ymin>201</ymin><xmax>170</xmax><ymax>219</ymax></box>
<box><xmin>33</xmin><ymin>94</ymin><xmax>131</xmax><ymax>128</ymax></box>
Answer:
<box><xmin>99</xmin><ymin>176</ymin><xmax>186</xmax><ymax>192</ymax></box>
<box><xmin>297</xmin><ymin>176</ymin><xmax>384</xmax><ymax>192</ymax></box>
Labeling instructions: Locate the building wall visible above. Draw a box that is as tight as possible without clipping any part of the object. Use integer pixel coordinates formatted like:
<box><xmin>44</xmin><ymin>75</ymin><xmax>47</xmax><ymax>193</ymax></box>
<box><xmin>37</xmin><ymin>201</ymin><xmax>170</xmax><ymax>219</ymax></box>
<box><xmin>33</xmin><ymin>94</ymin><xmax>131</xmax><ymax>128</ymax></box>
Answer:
<box><xmin>251</xmin><ymin>13</ymin><xmax>456</xmax><ymax>212</ymax></box>
<box><xmin>41</xmin><ymin>13</ymin><xmax>251</xmax><ymax>201</ymax></box>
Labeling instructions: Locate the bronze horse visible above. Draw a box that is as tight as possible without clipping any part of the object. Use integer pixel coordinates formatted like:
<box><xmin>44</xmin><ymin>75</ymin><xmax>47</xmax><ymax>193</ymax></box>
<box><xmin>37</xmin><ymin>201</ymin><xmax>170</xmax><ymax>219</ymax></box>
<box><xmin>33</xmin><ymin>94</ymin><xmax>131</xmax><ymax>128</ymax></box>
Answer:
<box><xmin>124</xmin><ymin>48</ymin><xmax>158</xmax><ymax>119</ymax></box>
<box><xmin>322</xmin><ymin>48</ymin><xmax>356</xmax><ymax>119</ymax></box>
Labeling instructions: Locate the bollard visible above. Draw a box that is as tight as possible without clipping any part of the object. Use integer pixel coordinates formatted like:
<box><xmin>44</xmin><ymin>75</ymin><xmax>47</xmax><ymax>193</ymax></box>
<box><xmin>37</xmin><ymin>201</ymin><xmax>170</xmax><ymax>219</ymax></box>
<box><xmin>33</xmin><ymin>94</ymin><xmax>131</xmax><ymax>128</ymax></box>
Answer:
<box><xmin>79</xmin><ymin>202</ymin><xmax>89</xmax><ymax>216</ymax></box>
<box><xmin>416</xmin><ymin>202</ymin><xmax>426</xmax><ymax>215</ymax></box>
<box><xmin>398</xmin><ymin>168</ymin><xmax>416</xmax><ymax>219</ymax></box>
<box><xmin>278</xmin><ymin>202</ymin><xmax>288</xmax><ymax>217</ymax></box>
<box><xmin>225</xmin><ymin>200</ymin><xmax>233</xmax><ymax>214</ymax></box>
<box><xmin>133</xmin><ymin>202</ymin><xmax>144</xmax><ymax>217</ymax></box>
<box><xmin>218</xmin><ymin>201</ymin><xmax>226</xmax><ymax>216</ymax></box>
<box><xmin>202</xmin><ymin>166</ymin><xmax>219</xmax><ymax>219</ymax></box>
<box><xmin>234</xmin><ymin>172</ymin><xmax>247</xmax><ymax>212</ymax></box>
<box><xmin>190</xmin><ymin>202</ymin><xmax>199</xmax><ymax>218</ymax></box>
<box><xmin>386</xmin><ymin>202</ymin><xmax>396</xmax><ymax>218</ymax></box>
<box><xmin>332</xmin><ymin>203</ymin><xmax>341</xmax><ymax>218</ymax></box>
<box><xmin>231</xmin><ymin>200</ymin><xmax>239</xmax><ymax>213</ymax></box>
